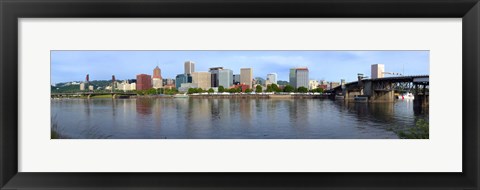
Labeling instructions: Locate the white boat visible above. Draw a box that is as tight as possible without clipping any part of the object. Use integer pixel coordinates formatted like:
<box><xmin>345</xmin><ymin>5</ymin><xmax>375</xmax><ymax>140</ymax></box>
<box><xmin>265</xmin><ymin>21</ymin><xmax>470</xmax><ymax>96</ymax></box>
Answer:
<box><xmin>398</xmin><ymin>92</ymin><xmax>415</xmax><ymax>100</ymax></box>
<box><xmin>174</xmin><ymin>93</ymin><xmax>189</xmax><ymax>98</ymax></box>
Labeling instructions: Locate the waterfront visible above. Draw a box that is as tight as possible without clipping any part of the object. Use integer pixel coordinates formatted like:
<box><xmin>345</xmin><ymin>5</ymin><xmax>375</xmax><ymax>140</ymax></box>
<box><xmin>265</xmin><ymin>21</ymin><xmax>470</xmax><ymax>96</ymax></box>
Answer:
<box><xmin>51</xmin><ymin>98</ymin><xmax>428</xmax><ymax>139</ymax></box>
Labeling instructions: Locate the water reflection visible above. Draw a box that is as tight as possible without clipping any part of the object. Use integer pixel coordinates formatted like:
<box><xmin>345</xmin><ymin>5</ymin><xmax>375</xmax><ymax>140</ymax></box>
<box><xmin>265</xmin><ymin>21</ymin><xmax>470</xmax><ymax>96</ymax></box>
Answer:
<box><xmin>51</xmin><ymin>98</ymin><xmax>428</xmax><ymax>139</ymax></box>
<box><xmin>136</xmin><ymin>98</ymin><xmax>153</xmax><ymax>116</ymax></box>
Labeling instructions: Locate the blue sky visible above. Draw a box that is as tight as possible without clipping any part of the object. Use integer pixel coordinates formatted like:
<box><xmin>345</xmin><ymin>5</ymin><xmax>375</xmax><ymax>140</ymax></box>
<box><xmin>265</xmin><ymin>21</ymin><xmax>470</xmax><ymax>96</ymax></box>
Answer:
<box><xmin>51</xmin><ymin>50</ymin><xmax>429</xmax><ymax>85</ymax></box>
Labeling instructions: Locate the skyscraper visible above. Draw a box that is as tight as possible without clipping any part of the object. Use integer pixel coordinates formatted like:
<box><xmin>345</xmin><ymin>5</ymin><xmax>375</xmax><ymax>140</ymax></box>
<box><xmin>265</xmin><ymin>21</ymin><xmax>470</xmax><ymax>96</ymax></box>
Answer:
<box><xmin>219</xmin><ymin>69</ymin><xmax>233</xmax><ymax>88</ymax></box>
<box><xmin>233</xmin><ymin>74</ymin><xmax>241</xmax><ymax>85</ymax></box>
<box><xmin>86</xmin><ymin>74</ymin><xmax>90</xmax><ymax>83</ymax></box>
<box><xmin>192</xmin><ymin>72</ymin><xmax>211</xmax><ymax>90</ymax></box>
<box><xmin>289</xmin><ymin>68</ymin><xmax>296</xmax><ymax>88</ymax></box>
<box><xmin>136</xmin><ymin>74</ymin><xmax>152</xmax><ymax>90</ymax></box>
<box><xmin>175</xmin><ymin>74</ymin><xmax>192</xmax><ymax>89</ymax></box>
<box><xmin>153</xmin><ymin>66</ymin><xmax>162</xmax><ymax>79</ymax></box>
<box><xmin>371</xmin><ymin>64</ymin><xmax>385</xmax><ymax>79</ymax></box>
<box><xmin>295</xmin><ymin>68</ymin><xmax>309</xmax><ymax>89</ymax></box>
<box><xmin>240</xmin><ymin>68</ymin><xmax>253</xmax><ymax>88</ymax></box>
<box><xmin>152</xmin><ymin>66</ymin><xmax>163</xmax><ymax>89</ymax></box>
<box><xmin>267</xmin><ymin>73</ymin><xmax>278</xmax><ymax>84</ymax></box>
<box><xmin>209</xmin><ymin>67</ymin><xmax>223</xmax><ymax>87</ymax></box>
<box><xmin>184</xmin><ymin>61</ymin><xmax>195</xmax><ymax>75</ymax></box>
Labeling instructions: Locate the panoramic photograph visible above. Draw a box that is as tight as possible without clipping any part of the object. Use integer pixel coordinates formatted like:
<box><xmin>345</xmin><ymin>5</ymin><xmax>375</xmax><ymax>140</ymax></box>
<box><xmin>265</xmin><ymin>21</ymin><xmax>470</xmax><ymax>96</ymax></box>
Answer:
<box><xmin>51</xmin><ymin>50</ymin><xmax>429</xmax><ymax>139</ymax></box>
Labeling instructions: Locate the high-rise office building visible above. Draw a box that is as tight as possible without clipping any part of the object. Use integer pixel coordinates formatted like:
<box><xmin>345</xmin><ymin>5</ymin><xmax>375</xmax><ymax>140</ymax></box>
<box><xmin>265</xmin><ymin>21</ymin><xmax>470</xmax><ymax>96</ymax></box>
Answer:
<box><xmin>152</xmin><ymin>66</ymin><xmax>163</xmax><ymax>89</ymax></box>
<box><xmin>209</xmin><ymin>67</ymin><xmax>223</xmax><ymax>87</ymax></box>
<box><xmin>185</xmin><ymin>61</ymin><xmax>195</xmax><ymax>75</ymax></box>
<box><xmin>175</xmin><ymin>74</ymin><xmax>192</xmax><ymax>89</ymax></box>
<box><xmin>371</xmin><ymin>64</ymin><xmax>385</xmax><ymax>79</ymax></box>
<box><xmin>289</xmin><ymin>68</ymin><xmax>296</xmax><ymax>88</ymax></box>
<box><xmin>153</xmin><ymin>66</ymin><xmax>162</xmax><ymax>79</ymax></box>
<box><xmin>240</xmin><ymin>68</ymin><xmax>253</xmax><ymax>88</ymax></box>
<box><xmin>233</xmin><ymin>74</ymin><xmax>241</xmax><ymax>85</ymax></box>
<box><xmin>86</xmin><ymin>74</ymin><xmax>89</xmax><ymax>83</ymax></box>
<box><xmin>136</xmin><ymin>74</ymin><xmax>152</xmax><ymax>90</ymax></box>
<box><xmin>192</xmin><ymin>72</ymin><xmax>211</xmax><ymax>90</ymax></box>
<box><xmin>219</xmin><ymin>69</ymin><xmax>233</xmax><ymax>88</ymax></box>
<box><xmin>295</xmin><ymin>68</ymin><xmax>309</xmax><ymax>89</ymax></box>
<box><xmin>267</xmin><ymin>73</ymin><xmax>277</xmax><ymax>84</ymax></box>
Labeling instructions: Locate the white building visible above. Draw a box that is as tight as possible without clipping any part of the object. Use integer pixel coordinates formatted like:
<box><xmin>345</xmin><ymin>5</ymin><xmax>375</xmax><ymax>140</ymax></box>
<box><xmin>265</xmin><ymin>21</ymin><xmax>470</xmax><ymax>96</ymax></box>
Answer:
<box><xmin>116</xmin><ymin>80</ymin><xmax>136</xmax><ymax>92</ymax></box>
<box><xmin>79</xmin><ymin>83</ymin><xmax>85</xmax><ymax>91</ymax></box>
<box><xmin>152</xmin><ymin>78</ymin><xmax>163</xmax><ymax>89</ymax></box>
<box><xmin>178</xmin><ymin>83</ymin><xmax>198</xmax><ymax>92</ymax></box>
<box><xmin>266</xmin><ymin>73</ymin><xmax>278</xmax><ymax>84</ymax></box>
<box><xmin>371</xmin><ymin>64</ymin><xmax>385</xmax><ymax>79</ymax></box>
<box><xmin>309</xmin><ymin>80</ymin><xmax>319</xmax><ymax>90</ymax></box>
<box><xmin>240</xmin><ymin>68</ymin><xmax>253</xmax><ymax>88</ymax></box>
<box><xmin>219</xmin><ymin>69</ymin><xmax>233</xmax><ymax>88</ymax></box>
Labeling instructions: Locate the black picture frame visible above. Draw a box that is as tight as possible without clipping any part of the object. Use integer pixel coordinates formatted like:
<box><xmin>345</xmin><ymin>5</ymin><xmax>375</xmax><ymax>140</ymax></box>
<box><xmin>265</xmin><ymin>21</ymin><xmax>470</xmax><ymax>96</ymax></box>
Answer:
<box><xmin>1</xmin><ymin>0</ymin><xmax>478</xmax><ymax>189</ymax></box>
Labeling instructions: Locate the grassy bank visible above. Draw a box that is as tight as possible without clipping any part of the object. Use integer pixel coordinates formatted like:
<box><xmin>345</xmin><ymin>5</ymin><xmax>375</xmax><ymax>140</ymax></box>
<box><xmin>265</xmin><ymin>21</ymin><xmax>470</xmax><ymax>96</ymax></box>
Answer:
<box><xmin>394</xmin><ymin>119</ymin><xmax>429</xmax><ymax>139</ymax></box>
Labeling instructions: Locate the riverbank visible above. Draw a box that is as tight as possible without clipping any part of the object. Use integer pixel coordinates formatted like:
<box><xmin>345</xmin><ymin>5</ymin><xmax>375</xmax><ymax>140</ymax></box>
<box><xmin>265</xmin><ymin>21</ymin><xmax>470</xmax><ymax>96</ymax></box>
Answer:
<box><xmin>52</xmin><ymin>94</ymin><xmax>330</xmax><ymax>99</ymax></box>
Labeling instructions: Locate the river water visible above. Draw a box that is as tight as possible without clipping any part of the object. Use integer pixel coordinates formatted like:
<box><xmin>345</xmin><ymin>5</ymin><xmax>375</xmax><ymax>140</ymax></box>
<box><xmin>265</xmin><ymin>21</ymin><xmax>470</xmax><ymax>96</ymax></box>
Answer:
<box><xmin>51</xmin><ymin>98</ymin><xmax>428</xmax><ymax>139</ymax></box>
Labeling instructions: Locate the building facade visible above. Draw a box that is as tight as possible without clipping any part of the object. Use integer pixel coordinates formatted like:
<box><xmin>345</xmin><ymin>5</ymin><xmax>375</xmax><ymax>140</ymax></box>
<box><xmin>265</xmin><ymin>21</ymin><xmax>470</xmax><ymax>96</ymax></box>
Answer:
<box><xmin>289</xmin><ymin>68</ymin><xmax>296</xmax><ymax>88</ymax></box>
<box><xmin>219</xmin><ymin>69</ymin><xmax>233</xmax><ymax>88</ymax></box>
<box><xmin>152</xmin><ymin>66</ymin><xmax>163</xmax><ymax>89</ymax></box>
<box><xmin>116</xmin><ymin>80</ymin><xmax>136</xmax><ymax>92</ymax></box>
<box><xmin>330</xmin><ymin>82</ymin><xmax>340</xmax><ymax>89</ymax></box>
<box><xmin>209</xmin><ymin>67</ymin><xmax>223</xmax><ymax>87</ymax></box>
<box><xmin>309</xmin><ymin>80</ymin><xmax>319</xmax><ymax>90</ymax></box>
<box><xmin>267</xmin><ymin>73</ymin><xmax>277</xmax><ymax>84</ymax></box>
<box><xmin>233</xmin><ymin>74</ymin><xmax>241</xmax><ymax>85</ymax></box>
<box><xmin>192</xmin><ymin>72</ymin><xmax>211</xmax><ymax>90</ymax></box>
<box><xmin>136</xmin><ymin>74</ymin><xmax>152</xmax><ymax>90</ymax></box>
<box><xmin>371</xmin><ymin>64</ymin><xmax>385</xmax><ymax>79</ymax></box>
<box><xmin>175</xmin><ymin>74</ymin><xmax>192</xmax><ymax>89</ymax></box>
<box><xmin>240</xmin><ymin>68</ymin><xmax>253</xmax><ymax>88</ymax></box>
<box><xmin>178</xmin><ymin>83</ymin><xmax>198</xmax><ymax>92</ymax></box>
<box><xmin>295</xmin><ymin>68</ymin><xmax>309</xmax><ymax>89</ymax></box>
<box><xmin>79</xmin><ymin>83</ymin><xmax>85</xmax><ymax>91</ymax></box>
<box><xmin>184</xmin><ymin>61</ymin><xmax>195</xmax><ymax>75</ymax></box>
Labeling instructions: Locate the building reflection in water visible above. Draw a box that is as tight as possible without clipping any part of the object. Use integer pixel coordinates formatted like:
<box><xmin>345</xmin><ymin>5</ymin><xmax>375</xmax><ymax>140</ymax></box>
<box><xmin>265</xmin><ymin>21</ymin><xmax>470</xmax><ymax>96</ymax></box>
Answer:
<box><xmin>239</xmin><ymin>99</ymin><xmax>252</xmax><ymax>128</ymax></box>
<box><xmin>136</xmin><ymin>98</ymin><xmax>153</xmax><ymax>116</ymax></box>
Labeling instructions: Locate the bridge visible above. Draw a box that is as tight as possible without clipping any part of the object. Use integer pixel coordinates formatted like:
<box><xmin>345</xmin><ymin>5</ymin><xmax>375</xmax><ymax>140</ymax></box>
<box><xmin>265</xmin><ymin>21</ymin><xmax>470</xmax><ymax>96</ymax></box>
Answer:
<box><xmin>329</xmin><ymin>75</ymin><xmax>429</xmax><ymax>108</ymax></box>
<box><xmin>51</xmin><ymin>92</ymin><xmax>137</xmax><ymax>99</ymax></box>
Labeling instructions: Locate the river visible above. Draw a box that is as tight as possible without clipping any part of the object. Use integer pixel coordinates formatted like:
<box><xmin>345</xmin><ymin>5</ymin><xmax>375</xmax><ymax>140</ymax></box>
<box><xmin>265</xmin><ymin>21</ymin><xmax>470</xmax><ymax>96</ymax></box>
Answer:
<box><xmin>51</xmin><ymin>98</ymin><xmax>428</xmax><ymax>139</ymax></box>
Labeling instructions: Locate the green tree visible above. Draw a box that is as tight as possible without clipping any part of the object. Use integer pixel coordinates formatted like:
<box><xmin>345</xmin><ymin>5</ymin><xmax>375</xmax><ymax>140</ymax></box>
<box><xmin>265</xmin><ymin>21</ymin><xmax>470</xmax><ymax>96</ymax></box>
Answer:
<box><xmin>187</xmin><ymin>88</ymin><xmax>197</xmax><ymax>94</ymax></box>
<box><xmin>284</xmin><ymin>85</ymin><xmax>294</xmax><ymax>92</ymax></box>
<box><xmin>297</xmin><ymin>87</ymin><xmax>308</xmax><ymax>93</ymax></box>
<box><xmin>271</xmin><ymin>84</ymin><xmax>281</xmax><ymax>92</ymax></box>
<box><xmin>255</xmin><ymin>85</ymin><xmax>263</xmax><ymax>93</ymax></box>
<box><xmin>266</xmin><ymin>85</ymin><xmax>273</xmax><ymax>92</ymax></box>
<box><xmin>245</xmin><ymin>88</ymin><xmax>252</xmax><ymax>93</ymax></box>
<box><xmin>315</xmin><ymin>88</ymin><xmax>324</xmax><ymax>93</ymax></box>
<box><xmin>218</xmin><ymin>86</ymin><xmax>225</xmax><ymax>93</ymax></box>
<box><xmin>208</xmin><ymin>88</ymin><xmax>214</xmax><ymax>93</ymax></box>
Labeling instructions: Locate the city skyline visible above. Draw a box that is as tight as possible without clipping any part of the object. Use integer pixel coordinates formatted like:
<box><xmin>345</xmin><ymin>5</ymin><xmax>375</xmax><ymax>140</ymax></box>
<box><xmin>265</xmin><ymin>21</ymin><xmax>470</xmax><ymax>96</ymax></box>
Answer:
<box><xmin>51</xmin><ymin>50</ymin><xmax>429</xmax><ymax>85</ymax></box>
